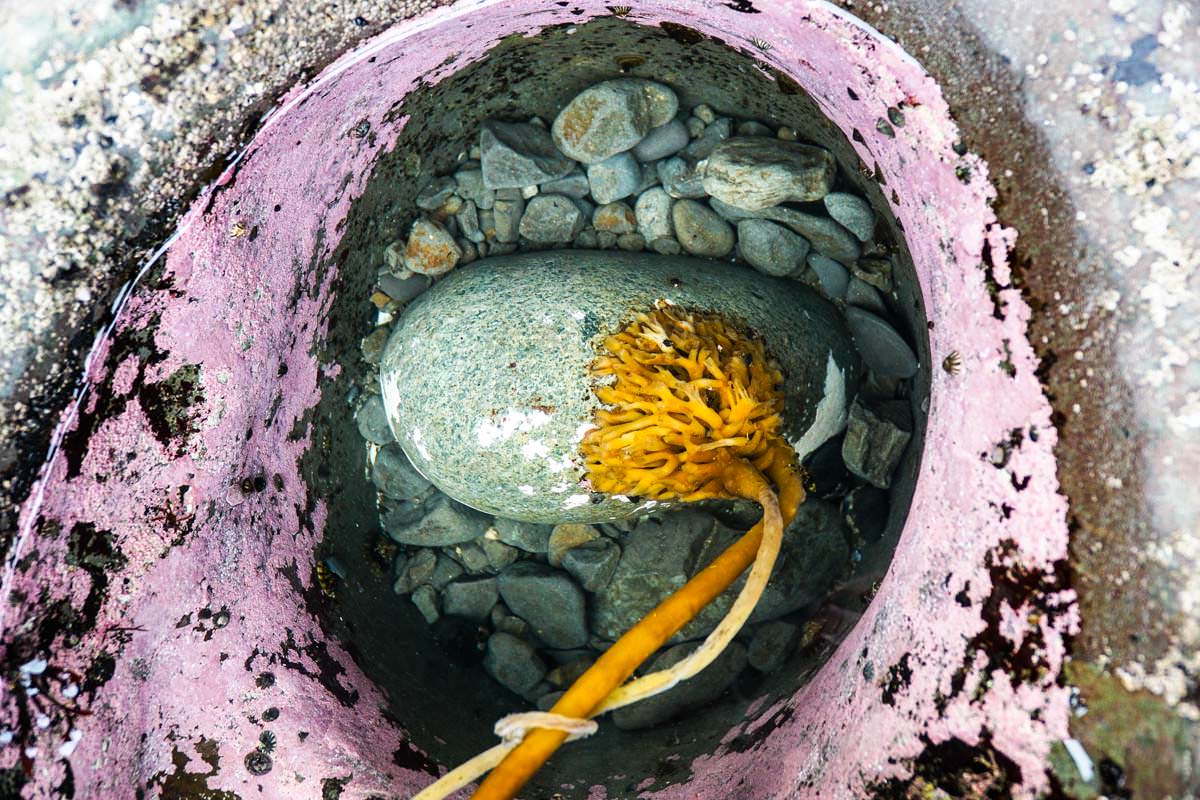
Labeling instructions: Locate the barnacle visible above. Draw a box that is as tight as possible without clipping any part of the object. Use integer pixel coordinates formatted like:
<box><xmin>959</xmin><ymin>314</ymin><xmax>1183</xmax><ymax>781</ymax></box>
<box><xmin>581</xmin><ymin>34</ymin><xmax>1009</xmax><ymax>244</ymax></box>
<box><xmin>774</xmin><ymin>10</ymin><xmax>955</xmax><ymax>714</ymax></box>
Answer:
<box><xmin>419</xmin><ymin>304</ymin><xmax>806</xmax><ymax>800</ymax></box>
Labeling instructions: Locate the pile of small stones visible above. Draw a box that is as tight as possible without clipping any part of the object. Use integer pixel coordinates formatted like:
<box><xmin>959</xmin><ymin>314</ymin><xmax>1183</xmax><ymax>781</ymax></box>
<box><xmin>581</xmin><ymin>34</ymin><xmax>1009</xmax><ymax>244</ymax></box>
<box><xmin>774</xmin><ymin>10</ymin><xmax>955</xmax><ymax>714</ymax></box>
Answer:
<box><xmin>353</xmin><ymin>78</ymin><xmax>919</xmax><ymax>727</ymax></box>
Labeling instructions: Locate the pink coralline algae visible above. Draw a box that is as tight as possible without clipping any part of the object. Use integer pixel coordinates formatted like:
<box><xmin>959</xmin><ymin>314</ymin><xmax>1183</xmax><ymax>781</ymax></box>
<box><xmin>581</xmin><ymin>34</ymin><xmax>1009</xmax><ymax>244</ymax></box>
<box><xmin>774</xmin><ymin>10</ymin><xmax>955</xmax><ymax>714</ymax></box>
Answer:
<box><xmin>0</xmin><ymin>1</ymin><xmax>1073</xmax><ymax>798</ymax></box>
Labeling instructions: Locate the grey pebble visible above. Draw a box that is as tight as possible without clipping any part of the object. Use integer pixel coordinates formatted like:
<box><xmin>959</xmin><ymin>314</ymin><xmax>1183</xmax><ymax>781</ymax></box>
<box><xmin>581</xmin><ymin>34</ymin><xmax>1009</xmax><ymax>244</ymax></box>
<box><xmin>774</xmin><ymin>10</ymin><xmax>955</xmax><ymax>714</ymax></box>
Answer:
<box><xmin>747</xmin><ymin>621</ymin><xmax>801</xmax><ymax>674</ymax></box>
<box><xmin>846</xmin><ymin>277</ymin><xmax>888</xmax><ymax>314</ymax></box>
<box><xmin>355</xmin><ymin>394</ymin><xmax>392</xmax><ymax>445</ymax></box>
<box><xmin>492</xmin><ymin>517</ymin><xmax>553</xmax><ymax>553</ymax></box>
<box><xmin>737</xmin><ymin>219</ymin><xmax>809</xmax><ymax>277</ymax></box>
<box><xmin>480</xmin><ymin>536</ymin><xmax>520</xmax><ymax>570</ymax></box>
<box><xmin>453</xmin><ymin>166</ymin><xmax>495</xmax><ymax>210</ymax></box>
<box><xmin>455</xmin><ymin>200</ymin><xmax>484</xmax><ymax>244</ymax></box>
<box><xmin>480</xmin><ymin>120</ymin><xmax>574</xmax><ymax>189</ymax></box>
<box><xmin>539</xmin><ymin>168</ymin><xmax>591</xmax><ymax>199</ymax></box>
<box><xmin>634</xmin><ymin>186</ymin><xmax>674</xmax><ymax>242</ymax></box>
<box><xmin>657</xmin><ymin>156</ymin><xmax>707</xmax><ymax>199</ymax></box>
<box><xmin>844</xmin><ymin>306</ymin><xmax>919</xmax><ymax>378</ymax></box>
<box><xmin>518</xmin><ymin>194</ymin><xmax>585</xmax><ymax>243</ymax></box>
<box><xmin>551</xmin><ymin>79</ymin><xmax>678</xmax><ymax>164</ymax></box>
<box><xmin>561</xmin><ymin>538</ymin><xmax>621</xmax><ymax>593</ymax></box>
<box><xmin>841</xmin><ymin>399</ymin><xmax>913</xmax><ymax>488</ymax></box>
<box><xmin>633</xmin><ymin>117</ymin><xmax>690</xmax><ymax>162</ymax></box>
<box><xmin>693</xmin><ymin>103</ymin><xmax>716</xmax><ymax>124</ymax></box>
<box><xmin>377</xmin><ymin>272</ymin><xmax>430</xmax><ymax>305</ymax></box>
<box><xmin>591</xmin><ymin>505</ymin><xmax>848</xmax><ymax>643</ymax></box>
<box><xmin>701</xmin><ymin>138</ymin><xmax>836</xmax><ymax>210</ymax></box>
<box><xmin>761</xmin><ymin>207</ymin><xmax>861</xmax><ymax>265</ymax></box>
<box><xmin>443</xmin><ymin>577</ymin><xmax>499</xmax><ymax>621</ymax></box>
<box><xmin>684</xmin><ymin>116</ymin><xmax>732</xmax><ymax>160</ymax></box>
<box><xmin>430</xmin><ymin>554</ymin><xmax>465</xmax><ymax>590</ymax></box>
<box><xmin>686</xmin><ymin>115</ymin><xmax>706</xmax><ymax>138</ymax></box>
<box><xmin>596</xmin><ymin>230</ymin><xmax>618</xmax><ymax>249</ymax></box>
<box><xmin>636</xmin><ymin>161</ymin><xmax>661</xmax><ymax>193</ymax></box>
<box><xmin>449</xmin><ymin>540</ymin><xmax>490</xmax><ymax>574</ymax></box>
<box><xmin>616</xmin><ymin>232</ymin><xmax>645</xmax><ymax>251</ymax></box>
<box><xmin>808</xmin><ymin>253</ymin><xmax>850</xmax><ymax>298</ymax></box>
<box><xmin>650</xmin><ymin>237</ymin><xmax>681</xmax><ymax>255</ymax></box>
<box><xmin>372</xmin><ymin>443</ymin><xmax>433</xmax><ymax>501</ymax></box>
<box><xmin>492</xmin><ymin>196</ymin><xmax>524</xmax><ymax>244</ymax></box>
<box><xmin>574</xmin><ymin>229</ymin><xmax>599</xmax><ymax>249</ymax></box>
<box><xmin>393</xmin><ymin>547</ymin><xmax>437</xmax><ymax>594</ymax></box>
<box><xmin>416</xmin><ymin>176</ymin><xmax>458</xmax><ymax>211</ymax></box>
<box><xmin>536</xmin><ymin>691</ymin><xmax>565</xmax><ymax>712</ymax></box>
<box><xmin>484</xmin><ymin>632</ymin><xmax>547</xmax><ymax>695</ymax></box>
<box><xmin>673</xmin><ymin>199</ymin><xmax>735</xmax><ymax>257</ymax></box>
<box><xmin>498</xmin><ymin>562</ymin><xmax>589</xmax><ymax>649</ymax></box>
<box><xmin>411</xmin><ymin>585</ymin><xmax>441</xmax><ymax>624</ymax></box>
<box><xmin>386</xmin><ymin>494</ymin><xmax>491</xmax><ymax>546</ymax></box>
<box><xmin>823</xmin><ymin>192</ymin><xmax>876</xmax><ymax>241</ymax></box>
<box><xmin>587</xmin><ymin>152</ymin><xmax>642</xmax><ymax>205</ymax></box>
<box><xmin>611</xmin><ymin>641</ymin><xmax>747</xmax><ymax>730</ymax></box>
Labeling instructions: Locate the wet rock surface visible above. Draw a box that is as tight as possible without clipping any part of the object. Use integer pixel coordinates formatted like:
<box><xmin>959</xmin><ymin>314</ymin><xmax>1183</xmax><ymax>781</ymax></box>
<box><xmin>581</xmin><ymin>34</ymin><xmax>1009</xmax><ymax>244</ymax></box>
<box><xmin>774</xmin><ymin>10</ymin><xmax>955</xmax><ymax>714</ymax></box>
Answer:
<box><xmin>355</xmin><ymin>78</ymin><xmax>923</xmax><ymax>728</ymax></box>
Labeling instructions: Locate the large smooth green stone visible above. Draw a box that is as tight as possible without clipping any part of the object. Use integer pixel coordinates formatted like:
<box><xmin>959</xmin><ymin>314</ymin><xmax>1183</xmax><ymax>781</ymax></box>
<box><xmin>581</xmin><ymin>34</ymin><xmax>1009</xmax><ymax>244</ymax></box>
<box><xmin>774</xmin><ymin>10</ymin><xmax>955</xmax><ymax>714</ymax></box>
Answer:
<box><xmin>380</xmin><ymin>251</ymin><xmax>860</xmax><ymax>523</ymax></box>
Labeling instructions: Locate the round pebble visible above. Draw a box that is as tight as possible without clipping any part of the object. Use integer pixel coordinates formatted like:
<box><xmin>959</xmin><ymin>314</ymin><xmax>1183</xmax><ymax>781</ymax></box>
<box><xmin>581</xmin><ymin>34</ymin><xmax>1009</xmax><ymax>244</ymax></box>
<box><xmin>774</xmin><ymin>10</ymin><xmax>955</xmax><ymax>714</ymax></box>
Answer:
<box><xmin>634</xmin><ymin>187</ymin><xmax>674</xmax><ymax>242</ymax></box>
<box><xmin>844</xmin><ymin>306</ymin><xmax>919</xmax><ymax>378</ymax></box>
<box><xmin>736</xmin><ymin>219</ymin><xmax>809</xmax><ymax>277</ymax></box>
<box><xmin>807</xmin><ymin>253</ymin><xmax>850</xmax><ymax>298</ymax></box>
<box><xmin>632</xmin><ymin>118</ymin><xmax>690</xmax><ymax>162</ymax></box>
<box><xmin>518</xmin><ymin>194</ymin><xmax>584</xmax><ymax>243</ymax></box>
<box><xmin>672</xmin><ymin>199</ymin><xmax>734</xmax><ymax>257</ymax></box>
<box><xmin>823</xmin><ymin>192</ymin><xmax>876</xmax><ymax>242</ymax></box>
<box><xmin>551</xmin><ymin>79</ymin><xmax>678</xmax><ymax>164</ymax></box>
<box><xmin>587</xmin><ymin>153</ymin><xmax>642</xmax><ymax>205</ymax></box>
<box><xmin>592</xmin><ymin>202</ymin><xmax>637</xmax><ymax>234</ymax></box>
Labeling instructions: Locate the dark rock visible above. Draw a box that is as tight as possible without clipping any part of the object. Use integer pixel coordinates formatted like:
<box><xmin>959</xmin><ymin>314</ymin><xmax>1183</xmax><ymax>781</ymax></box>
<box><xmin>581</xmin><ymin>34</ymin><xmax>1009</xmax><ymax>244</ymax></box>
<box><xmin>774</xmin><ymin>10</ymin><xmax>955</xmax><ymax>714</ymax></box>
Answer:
<box><xmin>684</xmin><ymin>116</ymin><xmax>732</xmax><ymax>160</ymax></box>
<box><xmin>493</xmin><ymin>517</ymin><xmax>553</xmax><ymax>553</ymax></box>
<box><xmin>480</xmin><ymin>535</ymin><xmax>520</xmax><ymax>570</ymax></box>
<box><xmin>443</xmin><ymin>577</ymin><xmax>499</xmax><ymax>621</ymax></box>
<box><xmin>843</xmin><ymin>485</ymin><xmax>890</xmax><ymax>544</ymax></box>
<box><xmin>411</xmin><ymin>585</ymin><xmax>440</xmax><ymax>624</ymax></box>
<box><xmin>561</xmin><ymin>539</ymin><xmax>621</xmax><ymax>592</ymax></box>
<box><xmin>844</xmin><ymin>307</ymin><xmax>919</xmax><ymax>378</ymax></box>
<box><xmin>498</xmin><ymin>562</ymin><xmax>589</xmax><ymax>648</ymax></box>
<box><xmin>518</xmin><ymin>194</ymin><xmax>585</xmax><ymax>243</ymax></box>
<box><xmin>747</xmin><ymin>621</ymin><xmax>800</xmax><ymax>674</ymax></box>
<box><xmin>387</xmin><ymin>494</ymin><xmax>491</xmax><ymax>546</ymax></box>
<box><xmin>393</xmin><ymin>547</ymin><xmax>437</xmax><ymax>594</ymax></box>
<box><xmin>429</xmin><ymin>554</ymin><xmax>465</xmax><ymax>589</ymax></box>
<box><xmin>415</xmin><ymin>175</ymin><xmax>458</xmax><ymax>211</ymax></box>
<box><xmin>372</xmin><ymin>444</ymin><xmax>433</xmax><ymax>501</ymax></box>
<box><xmin>483</xmin><ymin>632</ymin><xmax>547</xmax><ymax>695</ymax></box>
<box><xmin>611</xmin><ymin>641</ymin><xmax>747</xmax><ymax>730</ymax></box>
<box><xmin>355</xmin><ymin>394</ymin><xmax>392</xmax><ymax>444</ymax></box>
<box><xmin>841</xmin><ymin>399</ymin><xmax>913</xmax><ymax>488</ymax></box>
<box><xmin>591</xmin><ymin>505</ymin><xmax>849</xmax><ymax>643</ymax></box>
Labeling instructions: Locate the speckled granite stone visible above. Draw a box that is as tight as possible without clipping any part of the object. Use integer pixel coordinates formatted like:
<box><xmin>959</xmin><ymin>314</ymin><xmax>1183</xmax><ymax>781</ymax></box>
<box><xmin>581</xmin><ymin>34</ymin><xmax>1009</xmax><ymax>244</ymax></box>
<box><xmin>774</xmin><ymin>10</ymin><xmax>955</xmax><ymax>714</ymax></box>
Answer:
<box><xmin>380</xmin><ymin>251</ymin><xmax>859</xmax><ymax>522</ymax></box>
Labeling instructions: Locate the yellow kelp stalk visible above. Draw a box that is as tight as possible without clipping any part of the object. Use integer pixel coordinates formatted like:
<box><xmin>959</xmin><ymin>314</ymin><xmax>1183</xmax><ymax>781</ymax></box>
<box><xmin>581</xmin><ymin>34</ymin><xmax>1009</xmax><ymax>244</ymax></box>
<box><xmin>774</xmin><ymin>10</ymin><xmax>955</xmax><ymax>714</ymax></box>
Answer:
<box><xmin>417</xmin><ymin>302</ymin><xmax>805</xmax><ymax>800</ymax></box>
